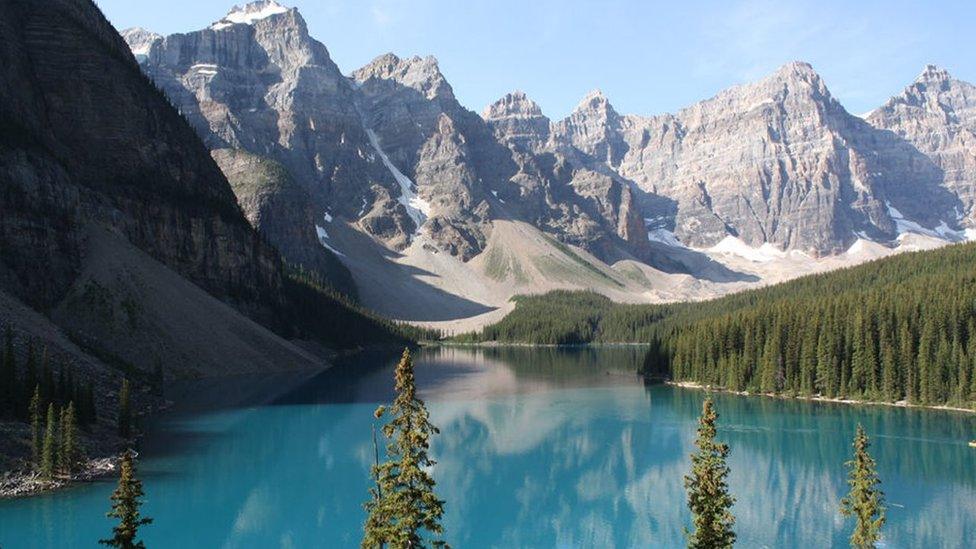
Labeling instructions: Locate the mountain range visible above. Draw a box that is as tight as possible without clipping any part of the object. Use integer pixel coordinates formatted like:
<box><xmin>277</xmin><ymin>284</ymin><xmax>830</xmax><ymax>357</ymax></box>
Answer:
<box><xmin>113</xmin><ymin>0</ymin><xmax>974</xmax><ymax>330</ymax></box>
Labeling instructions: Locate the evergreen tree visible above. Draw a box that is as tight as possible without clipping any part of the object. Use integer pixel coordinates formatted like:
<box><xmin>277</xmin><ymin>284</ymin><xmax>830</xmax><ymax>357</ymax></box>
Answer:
<box><xmin>970</xmin><ymin>352</ymin><xmax>976</xmax><ymax>407</ymax></box>
<box><xmin>41</xmin><ymin>403</ymin><xmax>58</xmax><ymax>479</ymax></box>
<box><xmin>760</xmin><ymin>329</ymin><xmax>779</xmax><ymax>394</ymax></box>
<box><xmin>0</xmin><ymin>326</ymin><xmax>14</xmax><ymax>417</ymax></box>
<box><xmin>840</xmin><ymin>425</ymin><xmax>886</xmax><ymax>548</ymax></box>
<box><xmin>57</xmin><ymin>405</ymin><xmax>67</xmax><ymax>473</ymax></box>
<box><xmin>816</xmin><ymin>326</ymin><xmax>836</xmax><ymax>397</ymax></box>
<box><xmin>917</xmin><ymin>318</ymin><xmax>936</xmax><ymax>404</ymax></box>
<box><xmin>362</xmin><ymin>349</ymin><xmax>447</xmax><ymax>549</ymax></box>
<box><xmin>850</xmin><ymin>311</ymin><xmax>868</xmax><ymax>396</ymax></box>
<box><xmin>59</xmin><ymin>401</ymin><xmax>81</xmax><ymax>475</ymax></box>
<box><xmin>100</xmin><ymin>450</ymin><xmax>152</xmax><ymax>548</ymax></box>
<box><xmin>799</xmin><ymin>325</ymin><xmax>818</xmax><ymax>395</ymax></box>
<box><xmin>879</xmin><ymin>329</ymin><xmax>899</xmax><ymax>402</ymax></box>
<box><xmin>643</xmin><ymin>336</ymin><xmax>670</xmax><ymax>380</ymax></box>
<box><xmin>22</xmin><ymin>341</ymin><xmax>37</xmax><ymax>418</ymax></box>
<box><xmin>684</xmin><ymin>398</ymin><xmax>736</xmax><ymax>549</ymax></box>
<box><xmin>899</xmin><ymin>321</ymin><xmax>918</xmax><ymax>404</ymax></box>
<box><xmin>740</xmin><ymin>325</ymin><xmax>756</xmax><ymax>391</ymax></box>
<box><xmin>29</xmin><ymin>385</ymin><xmax>43</xmax><ymax>470</ymax></box>
<box><xmin>118</xmin><ymin>378</ymin><xmax>132</xmax><ymax>439</ymax></box>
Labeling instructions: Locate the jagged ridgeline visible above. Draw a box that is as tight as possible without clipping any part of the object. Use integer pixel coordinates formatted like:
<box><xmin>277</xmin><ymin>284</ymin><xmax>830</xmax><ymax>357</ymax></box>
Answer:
<box><xmin>122</xmin><ymin>1</ymin><xmax>976</xmax><ymax>324</ymax></box>
<box><xmin>456</xmin><ymin>242</ymin><xmax>976</xmax><ymax>408</ymax></box>
<box><xmin>0</xmin><ymin>0</ymin><xmax>419</xmax><ymax>387</ymax></box>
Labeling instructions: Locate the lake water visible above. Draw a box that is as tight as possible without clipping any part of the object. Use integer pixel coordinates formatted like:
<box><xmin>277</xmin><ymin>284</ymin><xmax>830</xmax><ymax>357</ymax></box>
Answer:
<box><xmin>1</xmin><ymin>346</ymin><xmax>975</xmax><ymax>548</ymax></box>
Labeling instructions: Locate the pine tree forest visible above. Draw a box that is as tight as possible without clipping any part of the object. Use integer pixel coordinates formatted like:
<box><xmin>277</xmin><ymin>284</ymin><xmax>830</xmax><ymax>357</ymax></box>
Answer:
<box><xmin>458</xmin><ymin>242</ymin><xmax>976</xmax><ymax>408</ymax></box>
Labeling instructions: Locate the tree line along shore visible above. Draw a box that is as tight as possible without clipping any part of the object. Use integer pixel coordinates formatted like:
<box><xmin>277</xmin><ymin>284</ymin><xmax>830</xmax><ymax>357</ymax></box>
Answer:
<box><xmin>455</xmin><ymin>242</ymin><xmax>976</xmax><ymax>412</ymax></box>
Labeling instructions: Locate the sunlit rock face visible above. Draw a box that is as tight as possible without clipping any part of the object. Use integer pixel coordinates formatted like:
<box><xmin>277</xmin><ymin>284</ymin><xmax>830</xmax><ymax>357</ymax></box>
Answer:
<box><xmin>553</xmin><ymin>62</ymin><xmax>963</xmax><ymax>255</ymax></box>
<box><xmin>126</xmin><ymin>4</ymin><xmax>649</xmax><ymax>266</ymax></box>
<box><xmin>125</xmin><ymin>3</ymin><xmax>976</xmax><ymax>294</ymax></box>
<box><xmin>868</xmin><ymin>65</ymin><xmax>976</xmax><ymax>228</ymax></box>
<box><xmin>125</xmin><ymin>3</ymin><xmax>417</xmax><ymax>260</ymax></box>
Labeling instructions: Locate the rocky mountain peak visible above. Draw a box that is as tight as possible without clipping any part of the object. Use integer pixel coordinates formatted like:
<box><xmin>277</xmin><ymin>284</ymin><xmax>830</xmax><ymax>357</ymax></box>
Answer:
<box><xmin>679</xmin><ymin>60</ymin><xmax>835</xmax><ymax>123</ymax></box>
<box><xmin>766</xmin><ymin>60</ymin><xmax>830</xmax><ymax>97</ymax></box>
<box><xmin>901</xmin><ymin>65</ymin><xmax>976</xmax><ymax>113</ymax></box>
<box><xmin>120</xmin><ymin>27</ymin><xmax>161</xmax><ymax>59</ymax></box>
<box><xmin>573</xmin><ymin>89</ymin><xmax>617</xmax><ymax>116</ymax></box>
<box><xmin>874</xmin><ymin>64</ymin><xmax>975</xmax><ymax>119</ymax></box>
<box><xmin>776</xmin><ymin>60</ymin><xmax>818</xmax><ymax>78</ymax></box>
<box><xmin>212</xmin><ymin>0</ymin><xmax>292</xmax><ymax>30</ymax></box>
<box><xmin>917</xmin><ymin>64</ymin><xmax>952</xmax><ymax>84</ymax></box>
<box><xmin>866</xmin><ymin>66</ymin><xmax>976</xmax><ymax>225</ymax></box>
<box><xmin>483</xmin><ymin>91</ymin><xmax>551</xmax><ymax>151</ymax></box>
<box><xmin>353</xmin><ymin>53</ymin><xmax>454</xmax><ymax>101</ymax></box>
<box><xmin>482</xmin><ymin>91</ymin><xmax>545</xmax><ymax>120</ymax></box>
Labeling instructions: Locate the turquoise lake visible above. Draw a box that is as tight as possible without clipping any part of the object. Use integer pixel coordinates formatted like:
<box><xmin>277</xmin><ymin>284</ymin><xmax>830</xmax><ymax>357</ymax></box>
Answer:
<box><xmin>1</xmin><ymin>345</ymin><xmax>975</xmax><ymax>548</ymax></box>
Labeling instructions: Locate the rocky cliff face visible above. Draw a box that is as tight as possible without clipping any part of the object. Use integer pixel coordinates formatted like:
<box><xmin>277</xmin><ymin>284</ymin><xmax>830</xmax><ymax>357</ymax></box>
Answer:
<box><xmin>552</xmin><ymin>62</ymin><xmax>962</xmax><ymax>255</ymax></box>
<box><xmin>352</xmin><ymin>53</ymin><xmax>499</xmax><ymax>258</ymax></box>
<box><xmin>482</xmin><ymin>91</ymin><xmax>551</xmax><ymax>152</ymax></box>
<box><xmin>868</xmin><ymin>65</ymin><xmax>976</xmax><ymax>228</ymax></box>
<box><xmin>211</xmin><ymin>148</ymin><xmax>358</xmax><ymax>297</ymax></box>
<box><xmin>0</xmin><ymin>0</ymin><xmax>282</xmax><ymax>313</ymax></box>
<box><xmin>127</xmin><ymin>5</ymin><xmax>647</xmax><ymax>267</ymax></box>
<box><xmin>128</xmin><ymin>2</ymin><xmax>412</xmax><ymax>270</ymax></box>
<box><xmin>482</xmin><ymin>91</ymin><xmax>649</xmax><ymax>259</ymax></box>
<box><xmin>554</xmin><ymin>90</ymin><xmax>629</xmax><ymax>166</ymax></box>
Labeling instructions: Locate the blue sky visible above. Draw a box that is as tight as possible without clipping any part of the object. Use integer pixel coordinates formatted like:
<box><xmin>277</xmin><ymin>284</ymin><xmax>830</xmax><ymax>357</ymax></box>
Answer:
<box><xmin>98</xmin><ymin>0</ymin><xmax>975</xmax><ymax>119</ymax></box>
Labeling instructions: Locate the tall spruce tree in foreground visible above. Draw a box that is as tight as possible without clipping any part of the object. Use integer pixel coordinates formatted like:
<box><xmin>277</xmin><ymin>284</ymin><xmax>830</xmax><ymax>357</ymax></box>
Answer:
<box><xmin>100</xmin><ymin>450</ymin><xmax>152</xmax><ymax>548</ymax></box>
<box><xmin>684</xmin><ymin>398</ymin><xmax>736</xmax><ymax>549</ymax></box>
<box><xmin>840</xmin><ymin>425</ymin><xmax>885</xmax><ymax>548</ymax></box>
<box><xmin>362</xmin><ymin>348</ymin><xmax>447</xmax><ymax>548</ymax></box>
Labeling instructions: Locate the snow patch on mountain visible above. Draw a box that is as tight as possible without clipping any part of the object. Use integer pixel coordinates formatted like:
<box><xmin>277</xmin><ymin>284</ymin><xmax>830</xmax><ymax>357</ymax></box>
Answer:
<box><xmin>120</xmin><ymin>28</ymin><xmax>161</xmax><ymax>59</ymax></box>
<box><xmin>705</xmin><ymin>236</ymin><xmax>791</xmax><ymax>263</ymax></box>
<box><xmin>647</xmin><ymin>228</ymin><xmax>683</xmax><ymax>248</ymax></box>
<box><xmin>191</xmin><ymin>63</ymin><xmax>218</xmax><ymax>76</ymax></box>
<box><xmin>212</xmin><ymin>0</ymin><xmax>289</xmax><ymax>30</ymax></box>
<box><xmin>315</xmin><ymin>224</ymin><xmax>345</xmax><ymax>257</ymax></box>
<box><xmin>364</xmin><ymin>128</ymin><xmax>430</xmax><ymax>234</ymax></box>
<box><xmin>886</xmin><ymin>202</ymin><xmax>968</xmax><ymax>241</ymax></box>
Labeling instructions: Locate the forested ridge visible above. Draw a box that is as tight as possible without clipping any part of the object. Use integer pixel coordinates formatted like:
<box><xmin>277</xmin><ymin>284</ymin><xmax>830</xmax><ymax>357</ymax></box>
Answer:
<box><xmin>455</xmin><ymin>242</ymin><xmax>976</xmax><ymax>408</ymax></box>
<box><xmin>282</xmin><ymin>268</ymin><xmax>440</xmax><ymax>347</ymax></box>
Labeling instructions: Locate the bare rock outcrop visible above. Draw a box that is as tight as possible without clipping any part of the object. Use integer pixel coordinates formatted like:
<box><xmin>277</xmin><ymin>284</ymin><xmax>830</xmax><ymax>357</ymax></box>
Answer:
<box><xmin>868</xmin><ymin>65</ymin><xmax>976</xmax><ymax>227</ymax></box>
